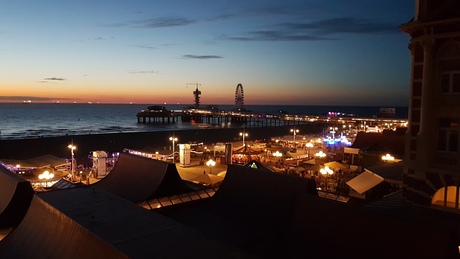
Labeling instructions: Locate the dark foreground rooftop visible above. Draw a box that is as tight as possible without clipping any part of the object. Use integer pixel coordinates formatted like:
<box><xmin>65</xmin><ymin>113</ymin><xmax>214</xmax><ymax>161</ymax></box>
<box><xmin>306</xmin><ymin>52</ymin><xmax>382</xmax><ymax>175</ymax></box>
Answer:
<box><xmin>1</xmin><ymin>161</ymin><xmax>460</xmax><ymax>258</ymax></box>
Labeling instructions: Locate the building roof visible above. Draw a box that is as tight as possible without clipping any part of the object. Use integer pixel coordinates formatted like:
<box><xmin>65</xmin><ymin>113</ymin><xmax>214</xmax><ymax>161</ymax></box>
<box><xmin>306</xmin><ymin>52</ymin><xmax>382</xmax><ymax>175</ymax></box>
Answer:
<box><xmin>367</xmin><ymin>161</ymin><xmax>404</xmax><ymax>183</ymax></box>
<box><xmin>351</xmin><ymin>132</ymin><xmax>405</xmax><ymax>158</ymax></box>
<box><xmin>0</xmin><ymin>154</ymin><xmax>67</xmax><ymax>169</ymax></box>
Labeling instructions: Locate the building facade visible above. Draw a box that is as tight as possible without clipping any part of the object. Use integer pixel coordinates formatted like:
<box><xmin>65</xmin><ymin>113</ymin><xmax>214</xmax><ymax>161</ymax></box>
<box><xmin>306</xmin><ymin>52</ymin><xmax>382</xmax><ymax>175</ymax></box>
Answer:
<box><xmin>402</xmin><ymin>0</ymin><xmax>460</xmax><ymax>209</ymax></box>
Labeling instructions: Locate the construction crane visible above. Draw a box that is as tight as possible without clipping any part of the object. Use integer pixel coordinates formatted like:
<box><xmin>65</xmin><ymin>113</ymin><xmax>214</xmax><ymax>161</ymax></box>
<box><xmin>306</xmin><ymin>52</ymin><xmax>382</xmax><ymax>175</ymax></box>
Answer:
<box><xmin>186</xmin><ymin>83</ymin><xmax>201</xmax><ymax>108</ymax></box>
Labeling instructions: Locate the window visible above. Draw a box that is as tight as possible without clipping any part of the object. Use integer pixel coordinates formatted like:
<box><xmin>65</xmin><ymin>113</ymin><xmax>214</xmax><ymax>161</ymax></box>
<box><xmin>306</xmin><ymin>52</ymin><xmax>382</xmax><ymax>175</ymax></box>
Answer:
<box><xmin>437</xmin><ymin>118</ymin><xmax>459</xmax><ymax>152</ymax></box>
<box><xmin>440</xmin><ymin>72</ymin><xmax>460</xmax><ymax>93</ymax></box>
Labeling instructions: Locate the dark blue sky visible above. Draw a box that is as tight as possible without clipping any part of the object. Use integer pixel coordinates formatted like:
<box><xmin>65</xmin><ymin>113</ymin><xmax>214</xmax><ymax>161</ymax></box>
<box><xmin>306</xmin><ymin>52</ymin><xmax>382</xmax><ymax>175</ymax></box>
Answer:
<box><xmin>0</xmin><ymin>0</ymin><xmax>415</xmax><ymax>106</ymax></box>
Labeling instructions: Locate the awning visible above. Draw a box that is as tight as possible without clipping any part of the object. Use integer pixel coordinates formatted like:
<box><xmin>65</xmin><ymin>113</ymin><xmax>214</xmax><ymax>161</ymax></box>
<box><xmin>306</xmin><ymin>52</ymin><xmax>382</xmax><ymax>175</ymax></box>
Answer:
<box><xmin>346</xmin><ymin>170</ymin><xmax>384</xmax><ymax>195</ymax></box>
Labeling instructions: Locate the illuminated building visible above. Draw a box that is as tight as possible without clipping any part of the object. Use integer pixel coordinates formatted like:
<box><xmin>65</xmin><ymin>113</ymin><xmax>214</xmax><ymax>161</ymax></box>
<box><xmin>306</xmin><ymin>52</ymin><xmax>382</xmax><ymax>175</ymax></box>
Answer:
<box><xmin>401</xmin><ymin>0</ymin><xmax>460</xmax><ymax>209</ymax></box>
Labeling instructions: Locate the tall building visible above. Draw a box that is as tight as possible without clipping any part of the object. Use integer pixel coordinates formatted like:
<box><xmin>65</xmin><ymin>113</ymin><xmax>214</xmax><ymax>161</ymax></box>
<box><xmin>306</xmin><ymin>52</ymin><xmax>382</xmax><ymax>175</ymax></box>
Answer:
<box><xmin>402</xmin><ymin>1</ymin><xmax>460</xmax><ymax>209</ymax></box>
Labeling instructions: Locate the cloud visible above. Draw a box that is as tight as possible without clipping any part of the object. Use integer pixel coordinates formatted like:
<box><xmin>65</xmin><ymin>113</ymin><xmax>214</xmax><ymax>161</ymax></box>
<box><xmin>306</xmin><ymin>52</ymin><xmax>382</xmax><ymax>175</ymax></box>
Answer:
<box><xmin>128</xmin><ymin>70</ymin><xmax>158</xmax><ymax>74</ymax></box>
<box><xmin>280</xmin><ymin>18</ymin><xmax>399</xmax><ymax>35</ymax></box>
<box><xmin>182</xmin><ymin>55</ymin><xmax>223</xmax><ymax>59</ymax></box>
<box><xmin>0</xmin><ymin>96</ymin><xmax>61</xmax><ymax>102</ymax></box>
<box><xmin>134</xmin><ymin>45</ymin><xmax>157</xmax><ymax>50</ymax></box>
<box><xmin>223</xmin><ymin>31</ymin><xmax>331</xmax><ymax>42</ymax></box>
<box><xmin>206</xmin><ymin>13</ymin><xmax>236</xmax><ymax>22</ymax></box>
<box><xmin>135</xmin><ymin>17</ymin><xmax>195</xmax><ymax>28</ymax></box>
<box><xmin>43</xmin><ymin>77</ymin><xmax>65</xmax><ymax>81</ymax></box>
<box><xmin>223</xmin><ymin>17</ymin><xmax>400</xmax><ymax>42</ymax></box>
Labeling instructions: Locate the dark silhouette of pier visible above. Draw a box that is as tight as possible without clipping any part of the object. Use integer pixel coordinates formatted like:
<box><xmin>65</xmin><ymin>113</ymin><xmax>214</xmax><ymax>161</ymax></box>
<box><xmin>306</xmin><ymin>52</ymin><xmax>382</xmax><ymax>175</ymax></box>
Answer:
<box><xmin>136</xmin><ymin>106</ymin><xmax>306</xmax><ymax>127</ymax></box>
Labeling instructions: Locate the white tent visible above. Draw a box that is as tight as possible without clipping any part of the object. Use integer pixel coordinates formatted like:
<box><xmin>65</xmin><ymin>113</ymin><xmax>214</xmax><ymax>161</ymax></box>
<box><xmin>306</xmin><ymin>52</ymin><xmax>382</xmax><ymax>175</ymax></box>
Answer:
<box><xmin>324</xmin><ymin>161</ymin><xmax>348</xmax><ymax>170</ymax></box>
<box><xmin>346</xmin><ymin>170</ymin><xmax>384</xmax><ymax>195</ymax></box>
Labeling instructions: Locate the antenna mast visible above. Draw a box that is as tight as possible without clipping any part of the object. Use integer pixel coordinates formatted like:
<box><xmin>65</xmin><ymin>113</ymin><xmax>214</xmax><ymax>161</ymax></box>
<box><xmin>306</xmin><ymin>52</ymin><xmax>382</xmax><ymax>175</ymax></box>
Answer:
<box><xmin>186</xmin><ymin>83</ymin><xmax>201</xmax><ymax>108</ymax></box>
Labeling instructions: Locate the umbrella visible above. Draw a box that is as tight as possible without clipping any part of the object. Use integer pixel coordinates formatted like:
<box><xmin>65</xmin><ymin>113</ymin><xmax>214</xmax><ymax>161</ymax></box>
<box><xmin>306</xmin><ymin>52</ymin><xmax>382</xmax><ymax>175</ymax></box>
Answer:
<box><xmin>324</xmin><ymin>161</ymin><xmax>348</xmax><ymax>170</ymax></box>
<box><xmin>188</xmin><ymin>173</ymin><xmax>224</xmax><ymax>185</ymax></box>
<box><xmin>217</xmin><ymin>171</ymin><xmax>227</xmax><ymax>177</ymax></box>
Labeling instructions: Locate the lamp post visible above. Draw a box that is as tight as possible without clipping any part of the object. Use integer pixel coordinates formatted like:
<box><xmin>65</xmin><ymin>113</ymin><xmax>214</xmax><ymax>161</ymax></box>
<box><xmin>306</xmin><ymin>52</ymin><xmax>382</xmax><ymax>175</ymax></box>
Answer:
<box><xmin>240</xmin><ymin>131</ymin><xmax>248</xmax><ymax>146</ymax></box>
<box><xmin>290</xmin><ymin>128</ymin><xmax>299</xmax><ymax>147</ymax></box>
<box><xmin>206</xmin><ymin>159</ymin><xmax>216</xmax><ymax>174</ymax></box>
<box><xmin>169</xmin><ymin>136</ymin><xmax>178</xmax><ymax>162</ymax></box>
<box><xmin>320</xmin><ymin>166</ymin><xmax>334</xmax><ymax>191</ymax></box>
<box><xmin>330</xmin><ymin>127</ymin><xmax>338</xmax><ymax>140</ymax></box>
<box><xmin>68</xmin><ymin>144</ymin><xmax>76</xmax><ymax>180</ymax></box>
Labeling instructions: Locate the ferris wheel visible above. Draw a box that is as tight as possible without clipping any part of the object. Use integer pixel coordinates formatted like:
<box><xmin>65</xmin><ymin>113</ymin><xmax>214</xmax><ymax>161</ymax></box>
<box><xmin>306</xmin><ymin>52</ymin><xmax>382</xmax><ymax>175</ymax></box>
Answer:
<box><xmin>235</xmin><ymin>83</ymin><xmax>244</xmax><ymax>109</ymax></box>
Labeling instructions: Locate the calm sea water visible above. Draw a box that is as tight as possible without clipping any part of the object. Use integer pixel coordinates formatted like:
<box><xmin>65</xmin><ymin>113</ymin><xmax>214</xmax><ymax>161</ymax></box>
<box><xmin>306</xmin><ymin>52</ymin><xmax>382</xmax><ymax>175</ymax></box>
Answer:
<box><xmin>0</xmin><ymin>103</ymin><xmax>408</xmax><ymax>139</ymax></box>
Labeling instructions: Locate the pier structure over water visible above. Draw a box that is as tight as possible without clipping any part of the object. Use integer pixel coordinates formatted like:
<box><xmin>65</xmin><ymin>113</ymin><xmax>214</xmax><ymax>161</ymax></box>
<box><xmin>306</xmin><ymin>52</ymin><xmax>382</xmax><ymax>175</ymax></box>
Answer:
<box><xmin>136</xmin><ymin>106</ymin><xmax>304</xmax><ymax>127</ymax></box>
<box><xmin>136</xmin><ymin>105</ymin><xmax>408</xmax><ymax>130</ymax></box>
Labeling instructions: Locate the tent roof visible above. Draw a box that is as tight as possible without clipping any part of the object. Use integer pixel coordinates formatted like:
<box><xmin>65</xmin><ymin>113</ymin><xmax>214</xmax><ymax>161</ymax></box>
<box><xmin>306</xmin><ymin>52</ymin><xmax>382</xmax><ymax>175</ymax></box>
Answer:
<box><xmin>346</xmin><ymin>170</ymin><xmax>384</xmax><ymax>194</ymax></box>
<box><xmin>3</xmin><ymin>162</ymin><xmax>460</xmax><ymax>258</ymax></box>
<box><xmin>0</xmin><ymin>164</ymin><xmax>34</xmax><ymax>230</ymax></box>
<box><xmin>324</xmin><ymin>161</ymin><xmax>347</xmax><ymax>170</ymax></box>
<box><xmin>242</xmin><ymin>160</ymin><xmax>276</xmax><ymax>173</ymax></box>
<box><xmin>0</xmin><ymin>187</ymin><xmax>240</xmax><ymax>258</ymax></box>
<box><xmin>94</xmin><ymin>152</ymin><xmax>195</xmax><ymax>202</ymax></box>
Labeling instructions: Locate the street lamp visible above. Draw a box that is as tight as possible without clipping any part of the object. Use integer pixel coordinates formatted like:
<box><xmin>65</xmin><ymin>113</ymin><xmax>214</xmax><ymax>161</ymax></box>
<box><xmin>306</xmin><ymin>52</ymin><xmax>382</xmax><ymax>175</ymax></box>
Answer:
<box><xmin>330</xmin><ymin>127</ymin><xmax>338</xmax><ymax>139</ymax></box>
<box><xmin>39</xmin><ymin>170</ymin><xmax>54</xmax><ymax>187</ymax></box>
<box><xmin>290</xmin><ymin>128</ymin><xmax>299</xmax><ymax>147</ymax></box>
<box><xmin>206</xmin><ymin>159</ymin><xmax>216</xmax><ymax>174</ymax></box>
<box><xmin>68</xmin><ymin>144</ymin><xmax>76</xmax><ymax>180</ymax></box>
<box><xmin>169</xmin><ymin>136</ymin><xmax>178</xmax><ymax>162</ymax></box>
<box><xmin>320</xmin><ymin>166</ymin><xmax>334</xmax><ymax>191</ymax></box>
<box><xmin>240</xmin><ymin>131</ymin><xmax>248</xmax><ymax>146</ymax></box>
<box><xmin>382</xmin><ymin>153</ymin><xmax>395</xmax><ymax>162</ymax></box>
<box><xmin>315</xmin><ymin>150</ymin><xmax>326</xmax><ymax>158</ymax></box>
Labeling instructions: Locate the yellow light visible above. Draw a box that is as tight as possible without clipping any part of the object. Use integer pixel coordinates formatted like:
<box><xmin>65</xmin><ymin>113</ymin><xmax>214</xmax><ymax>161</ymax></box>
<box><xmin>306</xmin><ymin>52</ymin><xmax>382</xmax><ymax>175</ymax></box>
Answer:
<box><xmin>315</xmin><ymin>151</ymin><xmax>326</xmax><ymax>158</ymax></box>
<box><xmin>382</xmin><ymin>153</ymin><xmax>395</xmax><ymax>162</ymax></box>
<box><xmin>273</xmin><ymin>151</ymin><xmax>282</xmax><ymax>158</ymax></box>
<box><xmin>38</xmin><ymin>170</ymin><xmax>54</xmax><ymax>180</ymax></box>
<box><xmin>206</xmin><ymin>159</ymin><xmax>216</xmax><ymax>167</ymax></box>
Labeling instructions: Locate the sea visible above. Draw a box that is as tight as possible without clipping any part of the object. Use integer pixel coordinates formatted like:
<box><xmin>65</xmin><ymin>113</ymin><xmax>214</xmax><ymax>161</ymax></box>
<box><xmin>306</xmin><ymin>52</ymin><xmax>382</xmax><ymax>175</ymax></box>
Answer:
<box><xmin>0</xmin><ymin>103</ymin><xmax>408</xmax><ymax>140</ymax></box>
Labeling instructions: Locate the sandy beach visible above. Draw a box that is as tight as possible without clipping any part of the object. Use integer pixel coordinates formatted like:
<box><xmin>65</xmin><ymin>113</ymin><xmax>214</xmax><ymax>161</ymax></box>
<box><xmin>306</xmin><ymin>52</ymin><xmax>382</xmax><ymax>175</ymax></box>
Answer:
<box><xmin>0</xmin><ymin>124</ymin><xmax>326</xmax><ymax>161</ymax></box>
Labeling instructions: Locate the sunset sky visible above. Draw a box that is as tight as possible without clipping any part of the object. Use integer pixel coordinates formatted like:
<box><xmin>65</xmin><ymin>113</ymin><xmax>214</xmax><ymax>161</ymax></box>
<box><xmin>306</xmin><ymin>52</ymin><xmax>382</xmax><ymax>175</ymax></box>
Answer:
<box><xmin>1</xmin><ymin>0</ymin><xmax>414</xmax><ymax>106</ymax></box>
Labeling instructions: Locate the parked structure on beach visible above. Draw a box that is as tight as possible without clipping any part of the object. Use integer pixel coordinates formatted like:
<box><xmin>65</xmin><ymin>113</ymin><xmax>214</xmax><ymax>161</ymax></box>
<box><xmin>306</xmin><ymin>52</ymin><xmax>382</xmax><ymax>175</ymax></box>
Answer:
<box><xmin>401</xmin><ymin>0</ymin><xmax>460</xmax><ymax>209</ymax></box>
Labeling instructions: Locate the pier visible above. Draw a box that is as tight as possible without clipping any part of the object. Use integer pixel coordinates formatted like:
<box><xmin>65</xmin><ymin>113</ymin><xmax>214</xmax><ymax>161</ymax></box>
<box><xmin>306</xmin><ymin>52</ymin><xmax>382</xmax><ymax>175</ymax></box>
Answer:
<box><xmin>136</xmin><ymin>106</ymin><xmax>408</xmax><ymax>131</ymax></box>
<box><xmin>136</xmin><ymin>106</ymin><xmax>307</xmax><ymax>127</ymax></box>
